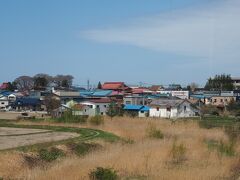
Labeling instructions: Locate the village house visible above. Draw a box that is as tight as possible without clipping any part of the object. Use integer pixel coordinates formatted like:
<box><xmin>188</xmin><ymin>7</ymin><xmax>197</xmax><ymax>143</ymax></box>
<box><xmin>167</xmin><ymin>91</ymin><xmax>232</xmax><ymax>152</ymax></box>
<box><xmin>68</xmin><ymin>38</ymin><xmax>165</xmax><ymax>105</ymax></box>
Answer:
<box><xmin>210</xmin><ymin>95</ymin><xmax>236</xmax><ymax>107</ymax></box>
<box><xmin>102</xmin><ymin>82</ymin><xmax>131</xmax><ymax>93</ymax></box>
<box><xmin>70</xmin><ymin>98</ymin><xmax>112</xmax><ymax>116</ymax></box>
<box><xmin>123</xmin><ymin>95</ymin><xmax>149</xmax><ymax>105</ymax></box>
<box><xmin>232</xmin><ymin>77</ymin><xmax>240</xmax><ymax>90</ymax></box>
<box><xmin>149</xmin><ymin>85</ymin><xmax>165</xmax><ymax>92</ymax></box>
<box><xmin>52</xmin><ymin>89</ymin><xmax>83</xmax><ymax>104</ymax></box>
<box><xmin>157</xmin><ymin>90</ymin><xmax>189</xmax><ymax>99</ymax></box>
<box><xmin>0</xmin><ymin>91</ymin><xmax>16</xmax><ymax>111</ymax></box>
<box><xmin>12</xmin><ymin>97</ymin><xmax>42</xmax><ymax>111</ymax></box>
<box><xmin>101</xmin><ymin>82</ymin><xmax>131</xmax><ymax>105</ymax></box>
<box><xmin>124</xmin><ymin>104</ymin><xmax>150</xmax><ymax>118</ymax></box>
<box><xmin>149</xmin><ymin>99</ymin><xmax>199</xmax><ymax>118</ymax></box>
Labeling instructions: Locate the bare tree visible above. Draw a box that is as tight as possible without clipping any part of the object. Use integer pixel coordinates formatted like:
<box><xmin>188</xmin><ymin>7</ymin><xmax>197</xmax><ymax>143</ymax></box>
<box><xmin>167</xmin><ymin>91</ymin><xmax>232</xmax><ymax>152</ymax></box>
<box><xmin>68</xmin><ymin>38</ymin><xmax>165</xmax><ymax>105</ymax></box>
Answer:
<box><xmin>53</xmin><ymin>75</ymin><xmax>74</xmax><ymax>88</ymax></box>
<box><xmin>189</xmin><ymin>82</ymin><xmax>199</xmax><ymax>92</ymax></box>
<box><xmin>44</xmin><ymin>95</ymin><xmax>61</xmax><ymax>117</ymax></box>
<box><xmin>34</xmin><ymin>73</ymin><xmax>53</xmax><ymax>82</ymax></box>
<box><xmin>14</xmin><ymin>76</ymin><xmax>34</xmax><ymax>91</ymax></box>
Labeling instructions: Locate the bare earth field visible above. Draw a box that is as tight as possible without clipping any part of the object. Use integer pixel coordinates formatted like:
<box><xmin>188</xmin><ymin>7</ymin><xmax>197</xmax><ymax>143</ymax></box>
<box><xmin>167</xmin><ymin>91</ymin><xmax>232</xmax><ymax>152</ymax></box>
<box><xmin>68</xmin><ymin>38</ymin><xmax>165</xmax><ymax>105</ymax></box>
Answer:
<box><xmin>0</xmin><ymin>117</ymin><xmax>240</xmax><ymax>180</ymax></box>
<box><xmin>0</xmin><ymin>127</ymin><xmax>79</xmax><ymax>150</ymax></box>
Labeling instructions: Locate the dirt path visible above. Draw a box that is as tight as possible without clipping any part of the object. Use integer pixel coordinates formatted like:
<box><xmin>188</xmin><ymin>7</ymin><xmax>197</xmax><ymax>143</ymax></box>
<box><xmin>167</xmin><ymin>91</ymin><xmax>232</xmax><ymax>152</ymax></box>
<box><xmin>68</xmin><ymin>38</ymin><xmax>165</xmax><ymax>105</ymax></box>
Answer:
<box><xmin>0</xmin><ymin>127</ymin><xmax>79</xmax><ymax>150</ymax></box>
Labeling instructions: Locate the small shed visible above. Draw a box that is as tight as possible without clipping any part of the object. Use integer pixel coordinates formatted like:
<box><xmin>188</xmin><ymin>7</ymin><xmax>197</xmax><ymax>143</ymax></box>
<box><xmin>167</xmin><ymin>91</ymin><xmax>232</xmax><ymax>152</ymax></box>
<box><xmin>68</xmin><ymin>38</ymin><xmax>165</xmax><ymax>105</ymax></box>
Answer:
<box><xmin>124</xmin><ymin>104</ymin><xmax>150</xmax><ymax>118</ymax></box>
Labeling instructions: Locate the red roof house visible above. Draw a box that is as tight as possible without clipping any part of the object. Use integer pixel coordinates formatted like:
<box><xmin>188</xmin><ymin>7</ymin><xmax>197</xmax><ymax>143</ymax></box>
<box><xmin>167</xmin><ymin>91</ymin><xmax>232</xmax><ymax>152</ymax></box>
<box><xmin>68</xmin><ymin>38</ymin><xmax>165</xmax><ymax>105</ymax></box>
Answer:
<box><xmin>0</xmin><ymin>83</ymin><xmax>9</xmax><ymax>90</ymax></box>
<box><xmin>102</xmin><ymin>82</ymin><xmax>131</xmax><ymax>92</ymax></box>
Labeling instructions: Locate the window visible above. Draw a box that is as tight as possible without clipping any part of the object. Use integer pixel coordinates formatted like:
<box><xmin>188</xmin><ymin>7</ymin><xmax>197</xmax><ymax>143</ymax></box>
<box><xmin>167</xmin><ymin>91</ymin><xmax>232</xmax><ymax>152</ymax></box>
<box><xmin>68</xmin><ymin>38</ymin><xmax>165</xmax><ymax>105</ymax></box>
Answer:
<box><xmin>1</xmin><ymin>102</ymin><xmax>4</xmax><ymax>105</ymax></box>
<box><xmin>225</xmin><ymin>99</ymin><xmax>228</xmax><ymax>102</ymax></box>
<box><xmin>156</xmin><ymin>107</ymin><xmax>159</xmax><ymax>111</ymax></box>
<box><xmin>104</xmin><ymin>105</ymin><xmax>107</xmax><ymax>108</ymax></box>
<box><xmin>167</xmin><ymin>107</ymin><xmax>171</xmax><ymax>111</ymax></box>
<box><xmin>140</xmin><ymin>111</ymin><xmax>144</xmax><ymax>113</ymax></box>
<box><xmin>220</xmin><ymin>99</ymin><xmax>223</xmax><ymax>102</ymax></box>
<box><xmin>96</xmin><ymin>105</ymin><xmax>100</xmax><ymax>108</ymax></box>
<box><xmin>101</xmin><ymin>112</ymin><xmax>104</xmax><ymax>115</ymax></box>
<box><xmin>214</xmin><ymin>99</ymin><xmax>217</xmax><ymax>103</ymax></box>
<box><xmin>184</xmin><ymin>106</ymin><xmax>187</xmax><ymax>112</ymax></box>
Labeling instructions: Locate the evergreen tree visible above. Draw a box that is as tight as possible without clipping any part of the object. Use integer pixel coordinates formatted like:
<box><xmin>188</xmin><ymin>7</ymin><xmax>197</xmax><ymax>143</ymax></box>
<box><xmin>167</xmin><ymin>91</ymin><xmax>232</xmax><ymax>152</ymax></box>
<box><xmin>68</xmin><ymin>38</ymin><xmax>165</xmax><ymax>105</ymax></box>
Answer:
<box><xmin>106</xmin><ymin>102</ymin><xmax>118</xmax><ymax>119</ymax></box>
<box><xmin>205</xmin><ymin>74</ymin><xmax>233</xmax><ymax>91</ymax></box>
<box><xmin>97</xmin><ymin>81</ymin><xmax>102</xmax><ymax>89</ymax></box>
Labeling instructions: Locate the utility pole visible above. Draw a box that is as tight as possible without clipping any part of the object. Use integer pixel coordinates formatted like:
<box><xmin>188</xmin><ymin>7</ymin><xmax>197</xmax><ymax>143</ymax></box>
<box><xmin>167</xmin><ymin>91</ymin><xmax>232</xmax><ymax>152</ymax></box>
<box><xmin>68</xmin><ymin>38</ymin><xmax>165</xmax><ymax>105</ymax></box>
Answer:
<box><xmin>87</xmin><ymin>79</ymin><xmax>90</xmax><ymax>90</ymax></box>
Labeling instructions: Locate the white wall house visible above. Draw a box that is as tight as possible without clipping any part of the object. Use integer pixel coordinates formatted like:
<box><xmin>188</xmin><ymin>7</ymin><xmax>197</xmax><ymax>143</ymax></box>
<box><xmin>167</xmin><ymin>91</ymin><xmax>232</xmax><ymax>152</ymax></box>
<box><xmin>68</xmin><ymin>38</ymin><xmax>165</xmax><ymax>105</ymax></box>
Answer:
<box><xmin>80</xmin><ymin>100</ymin><xmax>110</xmax><ymax>116</ymax></box>
<box><xmin>65</xmin><ymin>98</ymin><xmax>112</xmax><ymax>116</ymax></box>
<box><xmin>149</xmin><ymin>99</ymin><xmax>199</xmax><ymax>118</ymax></box>
<box><xmin>0</xmin><ymin>93</ymin><xmax>16</xmax><ymax>111</ymax></box>
<box><xmin>0</xmin><ymin>99</ymin><xmax>9</xmax><ymax>110</ymax></box>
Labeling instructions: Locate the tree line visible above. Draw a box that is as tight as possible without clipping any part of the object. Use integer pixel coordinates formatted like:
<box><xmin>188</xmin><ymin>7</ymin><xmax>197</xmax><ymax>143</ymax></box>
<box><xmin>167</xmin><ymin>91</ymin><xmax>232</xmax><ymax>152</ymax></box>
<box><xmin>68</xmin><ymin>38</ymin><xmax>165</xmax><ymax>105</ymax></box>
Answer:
<box><xmin>5</xmin><ymin>73</ymin><xmax>74</xmax><ymax>91</ymax></box>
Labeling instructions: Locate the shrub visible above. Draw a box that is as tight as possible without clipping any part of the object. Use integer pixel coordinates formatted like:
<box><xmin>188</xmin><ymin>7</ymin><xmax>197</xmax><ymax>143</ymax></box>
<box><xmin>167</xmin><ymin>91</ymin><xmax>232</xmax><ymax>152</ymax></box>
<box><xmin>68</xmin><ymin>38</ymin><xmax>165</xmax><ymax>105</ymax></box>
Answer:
<box><xmin>106</xmin><ymin>102</ymin><xmax>119</xmax><ymax>119</ymax></box>
<box><xmin>55</xmin><ymin>110</ymin><xmax>88</xmax><ymax>123</ymax></box>
<box><xmin>205</xmin><ymin>139</ymin><xmax>236</xmax><ymax>157</ymax></box>
<box><xmin>122</xmin><ymin>137</ymin><xmax>135</xmax><ymax>144</ymax></box>
<box><xmin>67</xmin><ymin>142</ymin><xmax>101</xmax><ymax>156</ymax></box>
<box><xmin>146</xmin><ymin>123</ymin><xmax>164</xmax><ymax>139</ymax></box>
<box><xmin>200</xmin><ymin>105</ymin><xmax>220</xmax><ymax>117</ymax></box>
<box><xmin>224</xmin><ymin>123</ymin><xmax>240</xmax><ymax>143</ymax></box>
<box><xmin>170</xmin><ymin>141</ymin><xmax>187</xmax><ymax>164</ymax></box>
<box><xmin>38</xmin><ymin>147</ymin><xmax>65</xmax><ymax>162</ymax></box>
<box><xmin>89</xmin><ymin>115</ymin><xmax>104</xmax><ymax>125</ymax></box>
<box><xmin>230</xmin><ymin>158</ymin><xmax>240</xmax><ymax>180</ymax></box>
<box><xmin>89</xmin><ymin>167</ymin><xmax>118</xmax><ymax>180</ymax></box>
<box><xmin>217</xmin><ymin>140</ymin><xmax>235</xmax><ymax>157</ymax></box>
<box><xmin>124</xmin><ymin>111</ymin><xmax>138</xmax><ymax>118</ymax></box>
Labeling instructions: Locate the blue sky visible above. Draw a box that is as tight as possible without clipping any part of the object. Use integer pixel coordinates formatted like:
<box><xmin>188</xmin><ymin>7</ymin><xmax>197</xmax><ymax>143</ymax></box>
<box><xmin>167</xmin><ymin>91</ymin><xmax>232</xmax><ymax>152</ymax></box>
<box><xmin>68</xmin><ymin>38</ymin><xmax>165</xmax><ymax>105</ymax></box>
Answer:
<box><xmin>0</xmin><ymin>0</ymin><xmax>239</xmax><ymax>87</ymax></box>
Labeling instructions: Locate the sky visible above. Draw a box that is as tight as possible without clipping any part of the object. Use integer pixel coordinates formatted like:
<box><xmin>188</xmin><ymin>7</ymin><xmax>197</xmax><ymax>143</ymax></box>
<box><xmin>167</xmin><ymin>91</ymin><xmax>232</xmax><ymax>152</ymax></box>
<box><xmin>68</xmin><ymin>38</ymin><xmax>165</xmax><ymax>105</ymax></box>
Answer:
<box><xmin>0</xmin><ymin>0</ymin><xmax>239</xmax><ymax>87</ymax></box>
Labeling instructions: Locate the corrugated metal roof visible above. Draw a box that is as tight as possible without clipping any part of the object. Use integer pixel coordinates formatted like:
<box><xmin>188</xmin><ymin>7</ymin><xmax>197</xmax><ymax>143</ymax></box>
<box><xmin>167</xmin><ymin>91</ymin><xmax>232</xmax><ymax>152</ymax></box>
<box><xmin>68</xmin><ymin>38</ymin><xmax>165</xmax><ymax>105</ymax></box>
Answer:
<box><xmin>92</xmin><ymin>90</ymin><xmax>112</xmax><ymax>97</ymax></box>
<box><xmin>14</xmin><ymin>98</ymin><xmax>41</xmax><ymax>106</ymax></box>
<box><xmin>124</xmin><ymin>105</ymin><xmax>150</xmax><ymax>111</ymax></box>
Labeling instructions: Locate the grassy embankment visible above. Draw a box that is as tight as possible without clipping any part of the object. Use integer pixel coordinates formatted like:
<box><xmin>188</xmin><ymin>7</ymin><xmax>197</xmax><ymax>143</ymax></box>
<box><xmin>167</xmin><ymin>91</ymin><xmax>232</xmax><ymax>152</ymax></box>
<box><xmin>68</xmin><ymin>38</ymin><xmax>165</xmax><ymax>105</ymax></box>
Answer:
<box><xmin>1</xmin><ymin>116</ymin><xmax>240</xmax><ymax>179</ymax></box>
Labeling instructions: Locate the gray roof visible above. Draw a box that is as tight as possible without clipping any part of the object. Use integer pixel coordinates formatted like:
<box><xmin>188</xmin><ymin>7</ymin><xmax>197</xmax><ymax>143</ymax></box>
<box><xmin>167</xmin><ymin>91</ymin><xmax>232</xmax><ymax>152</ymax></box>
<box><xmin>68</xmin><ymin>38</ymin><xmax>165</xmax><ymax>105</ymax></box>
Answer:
<box><xmin>150</xmin><ymin>99</ymin><xmax>188</xmax><ymax>107</ymax></box>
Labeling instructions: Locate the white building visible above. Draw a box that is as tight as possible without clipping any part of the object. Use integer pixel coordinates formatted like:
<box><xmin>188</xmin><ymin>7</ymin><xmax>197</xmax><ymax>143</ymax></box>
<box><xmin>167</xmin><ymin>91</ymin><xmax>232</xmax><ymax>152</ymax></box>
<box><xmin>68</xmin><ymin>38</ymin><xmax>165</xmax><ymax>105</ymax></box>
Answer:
<box><xmin>0</xmin><ymin>93</ymin><xmax>16</xmax><ymax>111</ymax></box>
<box><xmin>232</xmin><ymin>77</ymin><xmax>240</xmax><ymax>90</ymax></box>
<box><xmin>157</xmin><ymin>90</ymin><xmax>189</xmax><ymax>99</ymax></box>
<box><xmin>149</xmin><ymin>99</ymin><xmax>199</xmax><ymax>118</ymax></box>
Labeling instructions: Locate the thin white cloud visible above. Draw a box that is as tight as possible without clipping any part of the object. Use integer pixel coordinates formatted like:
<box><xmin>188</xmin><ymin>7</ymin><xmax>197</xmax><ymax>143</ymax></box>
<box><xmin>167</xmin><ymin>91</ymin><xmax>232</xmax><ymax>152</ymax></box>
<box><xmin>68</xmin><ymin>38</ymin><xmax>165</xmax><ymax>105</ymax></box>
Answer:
<box><xmin>81</xmin><ymin>0</ymin><xmax>240</xmax><ymax>62</ymax></box>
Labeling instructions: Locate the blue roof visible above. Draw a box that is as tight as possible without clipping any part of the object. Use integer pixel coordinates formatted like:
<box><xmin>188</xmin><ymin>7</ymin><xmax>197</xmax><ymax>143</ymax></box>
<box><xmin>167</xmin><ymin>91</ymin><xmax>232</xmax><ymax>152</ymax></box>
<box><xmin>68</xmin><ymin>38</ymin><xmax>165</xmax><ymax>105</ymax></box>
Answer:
<box><xmin>0</xmin><ymin>91</ymin><xmax>13</xmax><ymax>97</ymax></box>
<box><xmin>14</xmin><ymin>98</ymin><xmax>41</xmax><ymax>106</ymax></box>
<box><xmin>80</xmin><ymin>90</ymin><xmax>112</xmax><ymax>97</ymax></box>
<box><xmin>141</xmin><ymin>106</ymin><xmax>150</xmax><ymax>111</ymax></box>
<box><xmin>124</xmin><ymin>105</ymin><xmax>150</xmax><ymax>111</ymax></box>
<box><xmin>190</xmin><ymin>94</ymin><xmax>213</xmax><ymax>99</ymax></box>
<box><xmin>92</xmin><ymin>90</ymin><xmax>112</xmax><ymax>97</ymax></box>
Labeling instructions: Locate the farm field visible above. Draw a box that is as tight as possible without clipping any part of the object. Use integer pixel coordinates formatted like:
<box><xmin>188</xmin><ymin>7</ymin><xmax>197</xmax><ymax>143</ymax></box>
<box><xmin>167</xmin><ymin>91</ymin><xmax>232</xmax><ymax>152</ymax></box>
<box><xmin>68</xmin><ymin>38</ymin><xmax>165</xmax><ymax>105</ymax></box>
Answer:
<box><xmin>0</xmin><ymin>127</ymin><xmax>78</xmax><ymax>150</ymax></box>
<box><xmin>0</xmin><ymin>117</ymin><xmax>240</xmax><ymax>180</ymax></box>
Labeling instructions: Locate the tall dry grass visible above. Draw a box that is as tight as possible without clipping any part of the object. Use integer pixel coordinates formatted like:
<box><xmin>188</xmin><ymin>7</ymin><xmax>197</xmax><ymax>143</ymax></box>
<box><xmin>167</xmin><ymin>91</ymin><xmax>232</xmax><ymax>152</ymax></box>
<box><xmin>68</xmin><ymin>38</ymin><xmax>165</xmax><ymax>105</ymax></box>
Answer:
<box><xmin>0</xmin><ymin>117</ymin><xmax>239</xmax><ymax>179</ymax></box>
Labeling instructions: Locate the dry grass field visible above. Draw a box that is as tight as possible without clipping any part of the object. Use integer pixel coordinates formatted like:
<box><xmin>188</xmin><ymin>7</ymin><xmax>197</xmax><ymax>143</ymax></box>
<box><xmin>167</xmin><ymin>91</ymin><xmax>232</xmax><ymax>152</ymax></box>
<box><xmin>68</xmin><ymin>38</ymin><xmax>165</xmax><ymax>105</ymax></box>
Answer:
<box><xmin>0</xmin><ymin>117</ymin><xmax>240</xmax><ymax>180</ymax></box>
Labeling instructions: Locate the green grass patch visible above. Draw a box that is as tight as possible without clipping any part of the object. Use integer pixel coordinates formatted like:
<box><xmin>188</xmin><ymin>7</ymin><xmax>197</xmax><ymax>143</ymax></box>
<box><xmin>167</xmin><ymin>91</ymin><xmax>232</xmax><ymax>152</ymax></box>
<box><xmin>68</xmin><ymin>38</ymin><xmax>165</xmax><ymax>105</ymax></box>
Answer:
<box><xmin>205</xmin><ymin>139</ymin><xmax>236</xmax><ymax>157</ymax></box>
<box><xmin>89</xmin><ymin>167</ymin><xmax>118</xmax><ymax>180</ymax></box>
<box><xmin>146</xmin><ymin>123</ymin><xmax>164</xmax><ymax>139</ymax></box>
<box><xmin>198</xmin><ymin>116</ymin><xmax>239</xmax><ymax>129</ymax></box>
<box><xmin>89</xmin><ymin>115</ymin><xmax>104</xmax><ymax>126</ymax></box>
<box><xmin>67</xmin><ymin>142</ymin><xmax>102</xmax><ymax>156</ymax></box>
<box><xmin>39</xmin><ymin>147</ymin><xmax>65</xmax><ymax>162</ymax></box>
